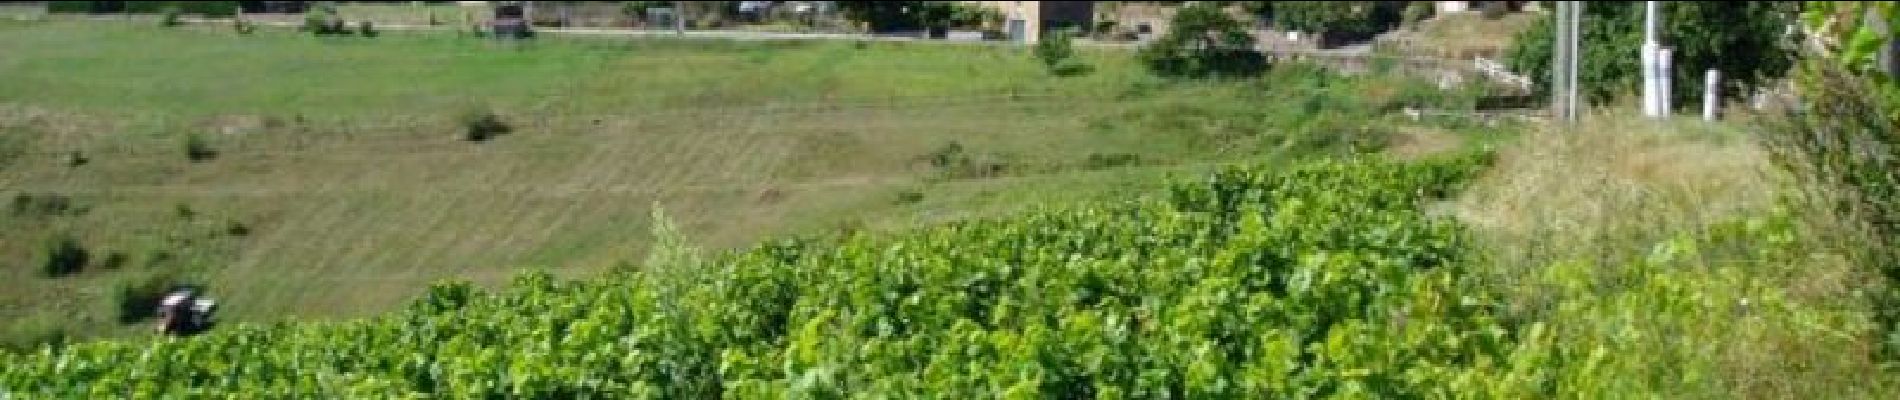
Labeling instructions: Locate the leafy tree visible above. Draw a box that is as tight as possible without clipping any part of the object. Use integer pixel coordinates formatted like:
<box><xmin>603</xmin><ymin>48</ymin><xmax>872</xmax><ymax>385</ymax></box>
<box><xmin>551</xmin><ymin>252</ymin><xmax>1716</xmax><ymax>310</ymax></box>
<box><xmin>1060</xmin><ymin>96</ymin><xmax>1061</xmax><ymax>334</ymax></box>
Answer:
<box><xmin>838</xmin><ymin>1</ymin><xmax>956</xmax><ymax>32</ymax></box>
<box><xmin>1504</xmin><ymin>2</ymin><xmax>1797</xmax><ymax>106</ymax></box>
<box><xmin>1273</xmin><ymin>1</ymin><xmax>1405</xmax><ymax>44</ymax></box>
<box><xmin>1138</xmin><ymin>2</ymin><xmax>1265</xmax><ymax>78</ymax></box>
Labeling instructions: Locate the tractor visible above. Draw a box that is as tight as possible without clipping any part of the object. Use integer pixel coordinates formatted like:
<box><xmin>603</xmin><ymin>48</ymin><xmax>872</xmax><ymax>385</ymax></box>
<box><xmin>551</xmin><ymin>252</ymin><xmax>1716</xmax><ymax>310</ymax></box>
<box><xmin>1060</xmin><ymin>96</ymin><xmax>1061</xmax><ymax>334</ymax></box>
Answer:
<box><xmin>155</xmin><ymin>286</ymin><xmax>218</xmax><ymax>336</ymax></box>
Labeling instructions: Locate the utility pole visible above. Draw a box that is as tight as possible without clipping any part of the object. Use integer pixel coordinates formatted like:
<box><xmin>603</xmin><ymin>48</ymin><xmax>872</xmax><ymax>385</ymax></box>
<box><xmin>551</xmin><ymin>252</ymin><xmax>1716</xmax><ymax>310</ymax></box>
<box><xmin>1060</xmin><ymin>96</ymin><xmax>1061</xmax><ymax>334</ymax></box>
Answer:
<box><xmin>1551</xmin><ymin>2</ymin><xmax>1583</xmax><ymax>124</ymax></box>
<box><xmin>1641</xmin><ymin>1</ymin><xmax>1662</xmax><ymax>118</ymax></box>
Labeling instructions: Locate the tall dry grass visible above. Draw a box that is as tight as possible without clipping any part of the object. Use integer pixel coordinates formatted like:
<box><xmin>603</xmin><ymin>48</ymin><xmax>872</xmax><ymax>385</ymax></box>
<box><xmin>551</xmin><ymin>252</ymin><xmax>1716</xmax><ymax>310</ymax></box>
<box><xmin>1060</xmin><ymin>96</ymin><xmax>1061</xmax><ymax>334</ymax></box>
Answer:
<box><xmin>1451</xmin><ymin>114</ymin><xmax>1894</xmax><ymax>398</ymax></box>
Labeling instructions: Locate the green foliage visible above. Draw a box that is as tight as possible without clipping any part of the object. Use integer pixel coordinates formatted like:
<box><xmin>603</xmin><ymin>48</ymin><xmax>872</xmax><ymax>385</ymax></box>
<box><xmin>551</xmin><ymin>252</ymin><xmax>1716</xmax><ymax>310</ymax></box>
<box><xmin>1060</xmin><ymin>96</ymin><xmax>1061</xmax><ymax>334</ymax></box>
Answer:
<box><xmin>11</xmin><ymin>193</ymin><xmax>77</xmax><ymax>218</ymax></box>
<box><xmin>127</xmin><ymin>2</ymin><xmax>239</xmax><ymax>17</ymax></box>
<box><xmin>183</xmin><ymin>133</ymin><xmax>217</xmax><ymax>162</ymax></box>
<box><xmin>838</xmin><ymin>1</ymin><xmax>951</xmax><ymax>32</ymax></box>
<box><xmin>158</xmin><ymin>6</ymin><xmax>183</xmax><ymax>27</ymax></box>
<box><xmin>232</xmin><ymin>17</ymin><xmax>255</xmax><ymax>35</ymax></box>
<box><xmin>1034</xmin><ymin>29</ymin><xmax>1090</xmax><ymax>76</ymax></box>
<box><xmin>1138</xmin><ymin>2</ymin><xmax>1265</xmax><ymax>78</ymax></box>
<box><xmin>357</xmin><ymin>20</ymin><xmax>378</xmax><ymax>37</ymax></box>
<box><xmin>303</xmin><ymin>5</ymin><xmax>347</xmax><ymax>35</ymax></box>
<box><xmin>1274</xmin><ymin>1</ymin><xmax>1404</xmax><ymax>44</ymax></box>
<box><xmin>1803</xmin><ymin>2</ymin><xmax>1900</xmax><ymax>76</ymax></box>
<box><xmin>1504</xmin><ymin>2</ymin><xmax>1797</xmax><ymax>106</ymax></box>
<box><xmin>40</xmin><ymin>233</ymin><xmax>88</xmax><ymax>278</ymax></box>
<box><xmin>45</xmin><ymin>1</ymin><xmax>98</xmax><ymax>14</ymax></box>
<box><xmin>459</xmin><ymin>107</ymin><xmax>511</xmax><ymax>142</ymax></box>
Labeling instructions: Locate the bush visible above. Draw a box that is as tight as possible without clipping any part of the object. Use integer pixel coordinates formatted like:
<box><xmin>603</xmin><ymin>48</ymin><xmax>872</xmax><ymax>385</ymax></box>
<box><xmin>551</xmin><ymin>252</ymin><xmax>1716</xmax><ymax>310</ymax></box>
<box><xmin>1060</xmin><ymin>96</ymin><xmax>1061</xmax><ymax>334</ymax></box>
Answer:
<box><xmin>303</xmin><ymin>7</ymin><xmax>347</xmax><ymax>35</ymax></box>
<box><xmin>233</xmin><ymin>17</ymin><xmax>255</xmax><ymax>34</ymax></box>
<box><xmin>159</xmin><ymin>6</ymin><xmax>183</xmax><ymax>27</ymax></box>
<box><xmin>41</xmin><ymin>233</ymin><xmax>88</xmax><ymax>278</ymax></box>
<box><xmin>894</xmin><ymin>190</ymin><xmax>925</xmax><ymax>204</ymax></box>
<box><xmin>1034</xmin><ymin>29</ymin><xmax>1090</xmax><ymax>76</ymax></box>
<box><xmin>1504</xmin><ymin>2</ymin><xmax>1796</xmax><ymax>106</ymax></box>
<box><xmin>460</xmin><ymin>108</ymin><xmax>512</xmax><ymax>142</ymax></box>
<box><xmin>184</xmin><ymin>133</ymin><xmax>218</xmax><ymax>162</ymax></box>
<box><xmin>1138</xmin><ymin>3</ymin><xmax>1265</xmax><ymax>78</ymax></box>
<box><xmin>1084</xmin><ymin>152</ymin><xmax>1141</xmax><ymax>169</ymax></box>
<box><xmin>12</xmin><ymin>193</ymin><xmax>77</xmax><ymax>217</ymax></box>
<box><xmin>357</xmin><ymin>20</ymin><xmax>378</xmax><ymax>37</ymax></box>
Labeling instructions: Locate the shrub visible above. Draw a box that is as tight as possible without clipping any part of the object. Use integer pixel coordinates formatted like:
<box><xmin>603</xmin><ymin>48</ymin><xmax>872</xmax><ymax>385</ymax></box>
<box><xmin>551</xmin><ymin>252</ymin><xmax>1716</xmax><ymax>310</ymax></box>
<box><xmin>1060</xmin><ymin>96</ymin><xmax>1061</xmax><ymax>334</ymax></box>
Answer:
<box><xmin>184</xmin><ymin>133</ymin><xmax>217</xmax><ymax>162</ymax></box>
<box><xmin>460</xmin><ymin>108</ymin><xmax>512</xmax><ymax>142</ymax></box>
<box><xmin>1034</xmin><ymin>29</ymin><xmax>1090</xmax><ymax>76</ymax></box>
<box><xmin>1084</xmin><ymin>152</ymin><xmax>1141</xmax><ymax>169</ymax></box>
<box><xmin>894</xmin><ymin>190</ymin><xmax>925</xmax><ymax>204</ymax></box>
<box><xmin>1138</xmin><ymin>3</ymin><xmax>1265</xmax><ymax>78</ymax></box>
<box><xmin>303</xmin><ymin>6</ymin><xmax>347</xmax><ymax>35</ymax></box>
<box><xmin>233</xmin><ymin>17</ymin><xmax>255</xmax><ymax>34</ymax></box>
<box><xmin>12</xmin><ymin>193</ymin><xmax>77</xmax><ymax>217</ymax></box>
<box><xmin>66</xmin><ymin>151</ymin><xmax>88</xmax><ymax>167</ymax></box>
<box><xmin>41</xmin><ymin>233</ymin><xmax>88</xmax><ymax>278</ymax></box>
<box><xmin>226</xmin><ymin>220</ymin><xmax>250</xmax><ymax>236</ymax></box>
<box><xmin>357</xmin><ymin>20</ymin><xmax>378</xmax><ymax>37</ymax></box>
<box><xmin>159</xmin><ymin>6</ymin><xmax>183</xmax><ymax>27</ymax></box>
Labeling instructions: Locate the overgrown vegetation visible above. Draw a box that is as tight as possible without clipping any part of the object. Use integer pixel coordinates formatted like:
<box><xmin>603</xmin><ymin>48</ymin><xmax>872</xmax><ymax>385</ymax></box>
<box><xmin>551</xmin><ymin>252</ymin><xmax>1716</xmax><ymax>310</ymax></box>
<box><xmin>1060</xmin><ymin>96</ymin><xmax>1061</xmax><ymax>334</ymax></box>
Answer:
<box><xmin>1138</xmin><ymin>2</ymin><xmax>1265</xmax><ymax>78</ymax></box>
<box><xmin>1504</xmin><ymin>1</ymin><xmax>1797</xmax><ymax>105</ymax></box>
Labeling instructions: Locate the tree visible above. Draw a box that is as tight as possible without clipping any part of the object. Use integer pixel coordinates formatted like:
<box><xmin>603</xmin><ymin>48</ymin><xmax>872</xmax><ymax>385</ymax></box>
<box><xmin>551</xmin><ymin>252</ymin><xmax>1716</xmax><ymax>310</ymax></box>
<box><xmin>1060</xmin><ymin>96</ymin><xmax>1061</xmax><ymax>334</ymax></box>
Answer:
<box><xmin>1138</xmin><ymin>2</ymin><xmax>1265</xmax><ymax>78</ymax></box>
<box><xmin>1273</xmin><ymin>1</ymin><xmax>1405</xmax><ymax>45</ymax></box>
<box><xmin>838</xmin><ymin>1</ymin><xmax>957</xmax><ymax>32</ymax></box>
<box><xmin>1504</xmin><ymin>2</ymin><xmax>1797</xmax><ymax>106</ymax></box>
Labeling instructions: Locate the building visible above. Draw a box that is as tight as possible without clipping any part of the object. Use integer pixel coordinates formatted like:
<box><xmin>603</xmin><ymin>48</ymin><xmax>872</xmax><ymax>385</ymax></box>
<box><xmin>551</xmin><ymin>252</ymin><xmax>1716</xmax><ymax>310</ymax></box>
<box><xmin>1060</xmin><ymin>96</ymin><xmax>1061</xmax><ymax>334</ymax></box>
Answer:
<box><xmin>967</xmin><ymin>1</ymin><xmax>1094</xmax><ymax>44</ymax></box>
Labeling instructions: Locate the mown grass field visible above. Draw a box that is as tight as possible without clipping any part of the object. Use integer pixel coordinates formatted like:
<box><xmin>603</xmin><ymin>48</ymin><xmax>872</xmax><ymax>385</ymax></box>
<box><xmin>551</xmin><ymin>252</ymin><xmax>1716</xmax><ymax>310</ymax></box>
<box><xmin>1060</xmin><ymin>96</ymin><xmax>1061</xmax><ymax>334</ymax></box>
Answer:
<box><xmin>0</xmin><ymin>19</ymin><xmax>1463</xmax><ymax>345</ymax></box>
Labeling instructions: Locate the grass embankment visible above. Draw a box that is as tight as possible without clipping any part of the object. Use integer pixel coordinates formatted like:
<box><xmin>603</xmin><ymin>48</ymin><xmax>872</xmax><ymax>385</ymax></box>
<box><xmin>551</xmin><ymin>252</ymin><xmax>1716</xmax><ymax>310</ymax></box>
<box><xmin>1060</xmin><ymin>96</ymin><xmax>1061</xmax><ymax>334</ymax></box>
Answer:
<box><xmin>0</xmin><ymin>19</ymin><xmax>1464</xmax><ymax>347</ymax></box>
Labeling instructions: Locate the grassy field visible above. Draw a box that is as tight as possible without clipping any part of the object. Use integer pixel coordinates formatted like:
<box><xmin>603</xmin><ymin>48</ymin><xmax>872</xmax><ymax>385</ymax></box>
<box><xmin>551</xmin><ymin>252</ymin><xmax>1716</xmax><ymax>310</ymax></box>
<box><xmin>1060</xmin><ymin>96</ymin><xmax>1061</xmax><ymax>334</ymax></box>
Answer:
<box><xmin>0</xmin><ymin>19</ymin><xmax>1465</xmax><ymax>346</ymax></box>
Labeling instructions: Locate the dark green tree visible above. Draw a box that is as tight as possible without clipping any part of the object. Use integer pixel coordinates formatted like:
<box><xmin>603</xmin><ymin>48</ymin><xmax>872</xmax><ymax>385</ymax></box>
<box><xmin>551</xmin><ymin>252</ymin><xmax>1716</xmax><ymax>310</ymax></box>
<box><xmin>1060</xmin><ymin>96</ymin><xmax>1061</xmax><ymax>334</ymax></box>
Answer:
<box><xmin>1138</xmin><ymin>2</ymin><xmax>1265</xmax><ymax>78</ymax></box>
<box><xmin>839</xmin><ymin>1</ymin><xmax>957</xmax><ymax>32</ymax></box>
<box><xmin>1273</xmin><ymin>1</ymin><xmax>1405</xmax><ymax>45</ymax></box>
<box><xmin>1504</xmin><ymin>2</ymin><xmax>1797</xmax><ymax>106</ymax></box>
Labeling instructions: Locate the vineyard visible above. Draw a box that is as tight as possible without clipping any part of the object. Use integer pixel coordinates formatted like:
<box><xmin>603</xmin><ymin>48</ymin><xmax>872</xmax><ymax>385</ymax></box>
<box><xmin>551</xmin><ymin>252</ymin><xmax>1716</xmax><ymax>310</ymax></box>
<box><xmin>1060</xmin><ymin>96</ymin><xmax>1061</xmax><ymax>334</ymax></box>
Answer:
<box><xmin>0</xmin><ymin>152</ymin><xmax>1522</xmax><ymax>397</ymax></box>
